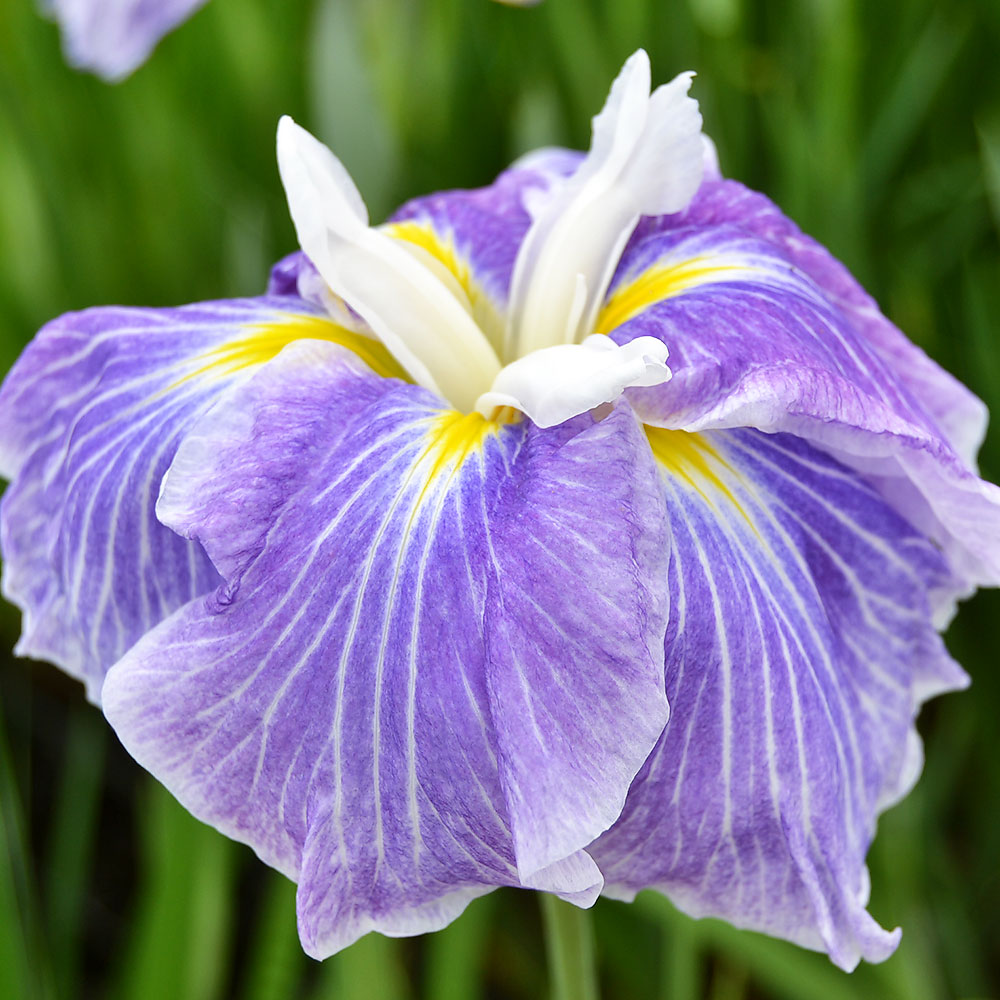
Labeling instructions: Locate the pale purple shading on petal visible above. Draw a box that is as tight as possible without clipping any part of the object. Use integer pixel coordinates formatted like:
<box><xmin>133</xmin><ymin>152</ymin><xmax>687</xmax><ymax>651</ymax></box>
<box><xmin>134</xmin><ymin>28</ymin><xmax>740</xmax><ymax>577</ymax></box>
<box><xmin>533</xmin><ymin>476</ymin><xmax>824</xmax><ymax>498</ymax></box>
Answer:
<box><xmin>45</xmin><ymin>0</ymin><xmax>209</xmax><ymax>81</ymax></box>
<box><xmin>482</xmin><ymin>391</ymin><xmax>670</xmax><ymax>878</ymax></box>
<box><xmin>591</xmin><ymin>427</ymin><xmax>967</xmax><ymax>971</ymax></box>
<box><xmin>0</xmin><ymin>296</ymin><xmax>322</xmax><ymax>700</ymax></box>
<box><xmin>105</xmin><ymin>340</ymin><xmax>669</xmax><ymax>956</ymax></box>
<box><xmin>267</xmin><ymin>253</ymin><xmax>367</xmax><ymax>334</ymax></box>
<box><xmin>613</xmin><ymin>224</ymin><xmax>951</xmax><ymax>441</ymax></box>
<box><xmin>606</xmin><ymin>223</ymin><xmax>1000</xmax><ymax>594</ymax></box>
<box><xmin>267</xmin><ymin>252</ymin><xmax>311</xmax><ymax>298</ymax></box>
<box><xmin>654</xmin><ymin>177</ymin><xmax>988</xmax><ymax>468</ymax></box>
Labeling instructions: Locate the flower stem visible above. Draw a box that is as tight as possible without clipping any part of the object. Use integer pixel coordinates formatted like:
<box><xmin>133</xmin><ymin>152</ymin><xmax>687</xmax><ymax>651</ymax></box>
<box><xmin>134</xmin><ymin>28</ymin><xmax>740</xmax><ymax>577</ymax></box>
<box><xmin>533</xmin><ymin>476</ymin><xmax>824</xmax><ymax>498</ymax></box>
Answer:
<box><xmin>540</xmin><ymin>895</ymin><xmax>600</xmax><ymax>1000</ymax></box>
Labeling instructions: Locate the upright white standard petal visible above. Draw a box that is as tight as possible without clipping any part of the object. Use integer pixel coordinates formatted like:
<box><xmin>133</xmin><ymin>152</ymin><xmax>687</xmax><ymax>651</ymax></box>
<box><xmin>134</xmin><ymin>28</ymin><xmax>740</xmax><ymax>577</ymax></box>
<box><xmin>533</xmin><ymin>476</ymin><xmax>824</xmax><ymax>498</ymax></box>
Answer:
<box><xmin>475</xmin><ymin>334</ymin><xmax>672</xmax><ymax>427</ymax></box>
<box><xmin>505</xmin><ymin>51</ymin><xmax>703</xmax><ymax>360</ymax></box>
<box><xmin>277</xmin><ymin>117</ymin><xmax>501</xmax><ymax>411</ymax></box>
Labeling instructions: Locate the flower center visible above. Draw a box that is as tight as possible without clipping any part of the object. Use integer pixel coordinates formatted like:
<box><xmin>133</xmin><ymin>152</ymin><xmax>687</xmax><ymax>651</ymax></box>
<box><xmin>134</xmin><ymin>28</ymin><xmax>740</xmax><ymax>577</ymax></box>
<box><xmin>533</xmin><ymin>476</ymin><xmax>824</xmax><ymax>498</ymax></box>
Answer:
<box><xmin>277</xmin><ymin>49</ymin><xmax>703</xmax><ymax>428</ymax></box>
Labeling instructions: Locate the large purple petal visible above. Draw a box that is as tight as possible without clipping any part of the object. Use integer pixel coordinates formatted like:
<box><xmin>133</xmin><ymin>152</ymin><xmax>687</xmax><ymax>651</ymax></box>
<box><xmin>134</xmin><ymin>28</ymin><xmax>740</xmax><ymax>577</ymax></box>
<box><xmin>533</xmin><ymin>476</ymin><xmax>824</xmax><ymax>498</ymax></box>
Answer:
<box><xmin>638</xmin><ymin>177</ymin><xmax>988</xmax><ymax>467</ymax></box>
<box><xmin>600</xmin><ymin>222</ymin><xmax>1000</xmax><ymax>591</ymax></box>
<box><xmin>45</xmin><ymin>0</ymin><xmax>209</xmax><ymax>81</ymax></box>
<box><xmin>0</xmin><ymin>296</ymin><xmax>388</xmax><ymax>700</ymax></box>
<box><xmin>590</xmin><ymin>426</ymin><xmax>967</xmax><ymax>971</ymax></box>
<box><xmin>102</xmin><ymin>340</ymin><xmax>669</xmax><ymax>956</ymax></box>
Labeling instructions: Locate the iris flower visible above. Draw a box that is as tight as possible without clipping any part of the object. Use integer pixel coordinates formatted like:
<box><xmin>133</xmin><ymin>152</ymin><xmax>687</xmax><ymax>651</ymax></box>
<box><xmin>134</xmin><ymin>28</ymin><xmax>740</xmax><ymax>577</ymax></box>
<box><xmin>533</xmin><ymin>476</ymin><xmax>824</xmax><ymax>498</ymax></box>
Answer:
<box><xmin>42</xmin><ymin>0</ymin><xmax>210</xmax><ymax>80</ymax></box>
<box><xmin>2</xmin><ymin>51</ymin><xmax>998</xmax><ymax>971</ymax></box>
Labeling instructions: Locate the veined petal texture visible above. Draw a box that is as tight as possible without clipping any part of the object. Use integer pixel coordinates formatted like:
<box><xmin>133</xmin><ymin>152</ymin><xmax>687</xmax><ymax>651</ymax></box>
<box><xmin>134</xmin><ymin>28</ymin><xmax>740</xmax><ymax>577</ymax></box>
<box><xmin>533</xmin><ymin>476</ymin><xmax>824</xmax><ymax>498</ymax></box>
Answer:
<box><xmin>0</xmin><ymin>296</ymin><xmax>395</xmax><ymax>700</ymax></box>
<box><xmin>604</xmin><ymin>213</ymin><xmax>1000</xmax><ymax>593</ymax></box>
<box><xmin>103</xmin><ymin>341</ymin><xmax>670</xmax><ymax>955</ymax></box>
<box><xmin>593</xmin><ymin>427</ymin><xmax>968</xmax><ymax>971</ymax></box>
<box><xmin>652</xmin><ymin>177</ymin><xmax>989</xmax><ymax>468</ymax></box>
<box><xmin>45</xmin><ymin>0</ymin><xmax>209</xmax><ymax>81</ymax></box>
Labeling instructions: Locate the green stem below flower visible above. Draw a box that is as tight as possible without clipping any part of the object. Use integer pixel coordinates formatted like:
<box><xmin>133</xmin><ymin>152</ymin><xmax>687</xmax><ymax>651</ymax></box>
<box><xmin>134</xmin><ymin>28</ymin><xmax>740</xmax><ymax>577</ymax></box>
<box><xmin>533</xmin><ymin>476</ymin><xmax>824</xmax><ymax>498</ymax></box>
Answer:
<box><xmin>540</xmin><ymin>894</ymin><xmax>600</xmax><ymax>1000</ymax></box>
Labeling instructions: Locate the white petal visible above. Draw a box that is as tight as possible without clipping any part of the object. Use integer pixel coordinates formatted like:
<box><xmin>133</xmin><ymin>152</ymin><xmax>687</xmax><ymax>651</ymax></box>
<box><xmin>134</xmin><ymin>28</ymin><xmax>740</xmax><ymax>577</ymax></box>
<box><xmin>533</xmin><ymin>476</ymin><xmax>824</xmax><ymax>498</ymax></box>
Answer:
<box><xmin>276</xmin><ymin>117</ymin><xmax>500</xmax><ymax>410</ymax></box>
<box><xmin>505</xmin><ymin>52</ymin><xmax>703</xmax><ymax>360</ymax></box>
<box><xmin>476</xmin><ymin>335</ymin><xmax>672</xmax><ymax>427</ymax></box>
<box><xmin>701</xmin><ymin>133</ymin><xmax>722</xmax><ymax>178</ymax></box>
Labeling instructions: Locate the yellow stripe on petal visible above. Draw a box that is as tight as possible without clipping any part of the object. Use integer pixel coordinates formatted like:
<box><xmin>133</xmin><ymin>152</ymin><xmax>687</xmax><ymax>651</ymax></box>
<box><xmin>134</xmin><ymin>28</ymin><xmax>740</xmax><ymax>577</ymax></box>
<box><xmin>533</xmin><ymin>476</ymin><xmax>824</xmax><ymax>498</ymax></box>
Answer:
<box><xmin>386</xmin><ymin>221</ymin><xmax>505</xmax><ymax>349</ymax></box>
<box><xmin>413</xmin><ymin>408</ymin><xmax>520</xmax><ymax>508</ymax></box>
<box><xmin>646</xmin><ymin>426</ymin><xmax>752</xmax><ymax>526</ymax></box>
<box><xmin>595</xmin><ymin>256</ymin><xmax>758</xmax><ymax>334</ymax></box>
<box><xmin>388</xmin><ymin>221</ymin><xmax>475</xmax><ymax>297</ymax></box>
<box><xmin>178</xmin><ymin>313</ymin><xmax>409</xmax><ymax>387</ymax></box>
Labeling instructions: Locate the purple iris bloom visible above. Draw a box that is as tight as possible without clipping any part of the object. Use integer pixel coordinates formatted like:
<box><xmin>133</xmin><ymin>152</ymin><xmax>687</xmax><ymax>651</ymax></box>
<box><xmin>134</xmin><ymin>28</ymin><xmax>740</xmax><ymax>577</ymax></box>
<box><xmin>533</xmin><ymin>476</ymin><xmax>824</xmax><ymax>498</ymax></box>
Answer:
<box><xmin>43</xmin><ymin>0</ymin><xmax>209</xmax><ymax>80</ymax></box>
<box><xmin>2</xmin><ymin>51</ymin><xmax>998</xmax><ymax>970</ymax></box>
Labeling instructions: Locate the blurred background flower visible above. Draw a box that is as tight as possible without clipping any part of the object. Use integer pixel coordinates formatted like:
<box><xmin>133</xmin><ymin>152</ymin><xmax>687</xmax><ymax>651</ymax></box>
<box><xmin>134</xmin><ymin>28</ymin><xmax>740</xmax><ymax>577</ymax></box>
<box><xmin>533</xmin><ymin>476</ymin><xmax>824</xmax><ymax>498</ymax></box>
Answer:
<box><xmin>1</xmin><ymin>0</ymin><xmax>999</xmax><ymax>998</ymax></box>
<box><xmin>42</xmin><ymin>0</ymin><xmax>210</xmax><ymax>80</ymax></box>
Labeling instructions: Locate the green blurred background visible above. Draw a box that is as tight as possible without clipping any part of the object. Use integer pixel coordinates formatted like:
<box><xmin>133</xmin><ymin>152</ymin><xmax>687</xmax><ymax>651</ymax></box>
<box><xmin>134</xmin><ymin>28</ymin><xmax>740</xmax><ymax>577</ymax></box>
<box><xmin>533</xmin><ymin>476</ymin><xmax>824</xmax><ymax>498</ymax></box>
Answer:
<box><xmin>1</xmin><ymin>0</ymin><xmax>999</xmax><ymax>997</ymax></box>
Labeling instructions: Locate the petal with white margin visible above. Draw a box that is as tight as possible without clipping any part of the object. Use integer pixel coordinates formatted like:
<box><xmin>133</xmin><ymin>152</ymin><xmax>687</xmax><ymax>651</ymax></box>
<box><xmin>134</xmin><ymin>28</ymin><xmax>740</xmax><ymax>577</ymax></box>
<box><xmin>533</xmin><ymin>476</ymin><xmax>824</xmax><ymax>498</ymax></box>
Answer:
<box><xmin>105</xmin><ymin>340</ymin><xmax>670</xmax><ymax>955</ymax></box>
<box><xmin>0</xmin><ymin>296</ymin><xmax>395</xmax><ymax>700</ymax></box>
<box><xmin>601</xmin><ymin>223</ymin><xmax>1000</xmax><ymax>594</ymax></box>
<box><xmin>475</xmin><ymin>334</ymin><xmax>671</xmax><ymax>427</ymax></box>
<box><xmin>591</xmin><ymin>426</ymin><xmax>967</xmax><ymax>971</ymax></box>
<box><xmin>629</xmin><ymin>175</ymin><xmax>988</xmax><ymax>469</ymax></box>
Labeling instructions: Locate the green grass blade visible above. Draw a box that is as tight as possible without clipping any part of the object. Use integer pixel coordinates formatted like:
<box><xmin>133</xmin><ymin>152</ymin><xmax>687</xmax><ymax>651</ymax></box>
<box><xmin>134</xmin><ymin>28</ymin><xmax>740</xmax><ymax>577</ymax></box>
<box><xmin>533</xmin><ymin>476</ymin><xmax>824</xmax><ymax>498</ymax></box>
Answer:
<box><xmin>0</xmin><ymin>820</ymin><xmax>36</xmax><ymax>1000</ymax></box>
<box><xmin>662</xmin><ymin>900</ymin><xmax>701</xmax><ymax>1000</ymax></box>
<box><xmin>240</xmin><ymin>873</ymin><xmax>308</xmax><ymax>1000</ymax></box>
<box><xmin>976</xmin><ymin>114</ymin><xmax>1000</xmax><ymax>240</ymax></box>
<box><xmin>540</xmin><ymin>894</ymin><xmax>599</xmax><ymax>1000</ymax></box>
<box><xmin>638</xmin><ymin>893</ymin><xmax>865</xmax><ymax>1000</ymax></box>
<box><xmin>43</xmin><ymin>710</ymin><xmax>106</xmax><ymax>1000</ymax></box>
<box><xmin>312</xmin><ymin>930</ymin><xmax>411</xmax><ymax>1000</ymax></box>
<box><xmin>422</xmin><ymin>893</ymin><xmax>498</xmax><ymax>1000</ymax></box>
<box><xmin>111</xmin><ymin>782</ymin><xmax>238</xmax><ymax>1000</ymax></box>
<box><xmin>307</xmin><ymin>0</ymin><xmax>402</xmax><ymax>222</ymax></box>
<box><xmin>862</xmin><ymin>9</ymin><xmax>968</xmax><ymax>201</ymax></box>
<box><xmin>540</xmin><ymin>0</ymin><xmax>614</xmax><ymax>129</ymax></box>
<box><xmin>0</xmin><ymin>699</ymin><xmax>54</xmax><ymax>1000</ymax></box>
